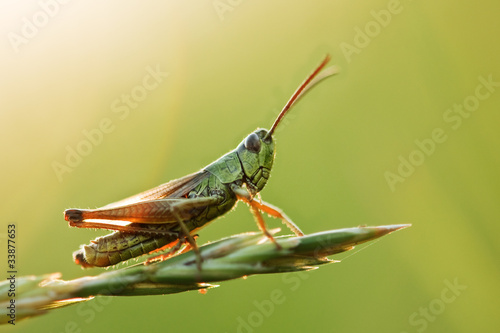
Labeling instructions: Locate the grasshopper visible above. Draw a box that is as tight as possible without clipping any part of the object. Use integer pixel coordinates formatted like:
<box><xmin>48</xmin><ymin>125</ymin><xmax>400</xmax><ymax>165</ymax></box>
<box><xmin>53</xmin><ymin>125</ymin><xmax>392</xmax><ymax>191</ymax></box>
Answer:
<box><xmin>65</xmin><ymin>55</ymin><xmax>338</xmax><ymax>268</ymax></box>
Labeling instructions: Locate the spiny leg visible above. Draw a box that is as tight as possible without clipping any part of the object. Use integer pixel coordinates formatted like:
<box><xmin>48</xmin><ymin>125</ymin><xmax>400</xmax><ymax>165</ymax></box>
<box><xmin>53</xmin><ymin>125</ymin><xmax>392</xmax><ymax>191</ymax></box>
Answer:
<box><xmin>235</xmin><ymin>188</ymin><xmax>304</xmax><ymax>237</ymax></box>
<box><xmin>236</xmin><ymin>191</ymin><xmax>287</xmax><ymax>249</ymax></box>
<box><xmin>248</xmin><ymin>203</ymin><xmax>282</xmax><ymax>250</ymax></box>
<box><xmin>247</xmin><ymin>200</ymin><xmax>305</xmax><ymax>237</ymax></box>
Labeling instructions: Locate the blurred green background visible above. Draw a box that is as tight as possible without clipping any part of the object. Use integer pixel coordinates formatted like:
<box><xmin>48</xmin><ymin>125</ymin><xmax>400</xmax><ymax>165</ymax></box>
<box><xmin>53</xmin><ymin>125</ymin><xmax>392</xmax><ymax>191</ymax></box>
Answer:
<box><xmin>1</xmin><ymin>1</ymin><xmax>499</xmax><ymax>332</ymax></box>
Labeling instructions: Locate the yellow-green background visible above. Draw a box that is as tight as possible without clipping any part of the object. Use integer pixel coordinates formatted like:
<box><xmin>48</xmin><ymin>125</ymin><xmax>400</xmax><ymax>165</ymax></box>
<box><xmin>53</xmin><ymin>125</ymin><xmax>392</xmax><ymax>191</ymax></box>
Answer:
<box><xmin>1</xmin><ymin>1</ymin><xmax>498</xmax><ymax>332</ymax></box>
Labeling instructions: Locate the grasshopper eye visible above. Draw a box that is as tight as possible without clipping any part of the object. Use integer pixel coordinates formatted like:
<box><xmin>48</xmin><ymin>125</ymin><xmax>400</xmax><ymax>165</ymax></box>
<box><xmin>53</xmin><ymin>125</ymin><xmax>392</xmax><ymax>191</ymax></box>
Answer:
<box><xmin>245</xmin><ymin>133</ymin><xmax>261</xmax><ymax>153</ymax></box>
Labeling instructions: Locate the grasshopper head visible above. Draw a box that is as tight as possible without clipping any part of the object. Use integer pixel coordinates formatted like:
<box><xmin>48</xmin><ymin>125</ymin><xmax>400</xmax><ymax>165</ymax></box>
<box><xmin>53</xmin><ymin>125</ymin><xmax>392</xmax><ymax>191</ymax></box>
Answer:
<box><xmin>236</xmin><ymin>128</ymin><xmax>275</xmax><ymax>194</ymax></box>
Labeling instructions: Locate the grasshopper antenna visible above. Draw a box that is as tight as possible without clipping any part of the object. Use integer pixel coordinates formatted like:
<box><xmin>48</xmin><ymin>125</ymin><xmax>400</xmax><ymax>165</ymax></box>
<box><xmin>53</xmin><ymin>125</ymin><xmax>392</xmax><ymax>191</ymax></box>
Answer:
<box><xmin>265</xmin><ymin>55</ymin><xmax>338</xmax><ymax>141</ymax></box>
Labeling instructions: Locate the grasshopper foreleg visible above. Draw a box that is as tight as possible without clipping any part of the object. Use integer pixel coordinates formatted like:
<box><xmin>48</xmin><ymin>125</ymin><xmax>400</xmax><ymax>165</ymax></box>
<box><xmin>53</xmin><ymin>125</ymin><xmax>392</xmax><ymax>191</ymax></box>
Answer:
<box><xmin>248</xmin><ymin>203</ymin><xmax>282</xmax><ymax>250</ymax></box>
<box><xmin>234</xmin><ymin>186</ymin><xmax>305</xmax><ymax>248</ymax></box>
<box><xmin>246</xmin><ymin>199</ymin><xmax>305</xmax><ymax>237</ymax></box>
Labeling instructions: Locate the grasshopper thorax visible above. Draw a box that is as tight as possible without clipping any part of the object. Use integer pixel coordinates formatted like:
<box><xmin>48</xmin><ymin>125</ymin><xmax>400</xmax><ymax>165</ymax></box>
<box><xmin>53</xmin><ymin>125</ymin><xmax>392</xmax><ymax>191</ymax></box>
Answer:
<box><xmin>236</xmin><ymin>128</ymin><xmax>275</xmax><ymax>195</ymax></box>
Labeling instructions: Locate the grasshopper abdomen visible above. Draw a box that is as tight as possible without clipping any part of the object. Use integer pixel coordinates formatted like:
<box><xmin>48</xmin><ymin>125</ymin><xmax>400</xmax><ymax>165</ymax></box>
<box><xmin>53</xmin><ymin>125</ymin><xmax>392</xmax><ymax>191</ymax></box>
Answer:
<box><xmin>74</xmin><ymin>226</ymin><xmax>179</xmax><ymax>267</ymax></box>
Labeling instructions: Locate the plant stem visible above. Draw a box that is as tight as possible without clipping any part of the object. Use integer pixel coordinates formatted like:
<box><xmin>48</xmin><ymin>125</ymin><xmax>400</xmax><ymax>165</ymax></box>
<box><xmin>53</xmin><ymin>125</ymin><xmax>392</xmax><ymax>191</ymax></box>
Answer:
<box><xmin>0</xmin><ymin>224</ymin><xmax>410</xmax><ymax>325</ymax></box>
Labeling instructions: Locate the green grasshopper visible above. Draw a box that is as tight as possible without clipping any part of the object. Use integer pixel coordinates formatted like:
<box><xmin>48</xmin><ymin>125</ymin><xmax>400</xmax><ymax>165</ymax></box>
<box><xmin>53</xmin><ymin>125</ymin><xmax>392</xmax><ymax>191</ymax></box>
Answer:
<box><xmin>65</xmin><ymin>55</ymin><xmax>338</xmax><ymax>268</ymax></box>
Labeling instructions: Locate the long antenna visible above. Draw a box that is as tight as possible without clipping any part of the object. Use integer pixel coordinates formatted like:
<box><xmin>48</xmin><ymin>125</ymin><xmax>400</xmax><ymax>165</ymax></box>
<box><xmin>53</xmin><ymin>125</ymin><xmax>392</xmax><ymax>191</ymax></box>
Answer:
<box><xmin>265</xmin><ymin>55</ymin><xmax>338</xmax><ymax>140</ymax></box>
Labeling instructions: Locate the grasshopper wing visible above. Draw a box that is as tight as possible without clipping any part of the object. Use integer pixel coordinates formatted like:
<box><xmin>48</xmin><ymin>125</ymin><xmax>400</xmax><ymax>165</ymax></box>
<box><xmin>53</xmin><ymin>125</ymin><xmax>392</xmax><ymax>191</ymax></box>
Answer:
<box><xmin>102</xmin><ymin>170</ymin><xmax>209</xmax><ymax>208</ymax></box>
<box><xmin>64</xmin><ymin>170</ymin><xmax>213</xmax><ymax>224</ymax></box>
